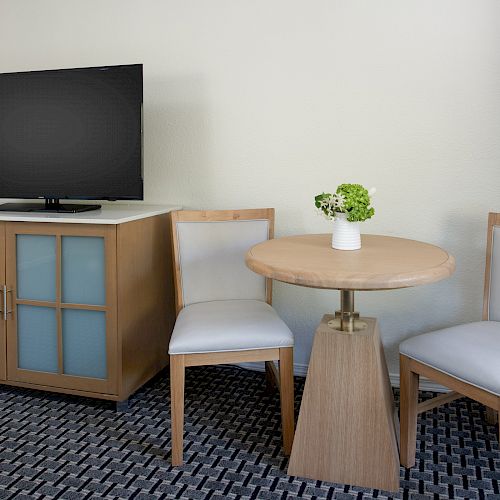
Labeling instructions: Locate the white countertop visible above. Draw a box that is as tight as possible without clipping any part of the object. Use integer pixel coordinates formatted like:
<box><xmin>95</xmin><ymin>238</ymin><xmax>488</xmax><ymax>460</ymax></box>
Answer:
<box><xmin>0</xmin><ymin>203</ymin><xmax>181</xmax><ymax>224</ymax></box>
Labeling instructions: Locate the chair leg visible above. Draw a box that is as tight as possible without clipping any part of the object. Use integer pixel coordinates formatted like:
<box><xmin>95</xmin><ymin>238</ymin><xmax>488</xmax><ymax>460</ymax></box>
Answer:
<box><xmin>496</xmin><ymin>398</ymin><xmax>500</xmax><ymax>440</ymax></box>
<box><xmin>265</xmin><ymin>360</ymin><xmax>277</xmax><ymax>394</ymax></box>
<box><xmin>486</xmin><ymin>406</ymin><xmax>499</xmax><ymax>442</ymax></box>
<box><xmin>170</xmin><ymin>355</ymin><xmax>185</xmax><ymax>466</ymax></box>
<box><xmin>279</xmin><ymin>347</ymin><xmax>295</xmax><ymax>455</ymax></box>
<box><xmin>399</xmin><ymin>354</ymin><xmax>419</xmax><ymax>468</ymax></box>
<box><xmin>486</xmin><ymin>407</ymin><xmax>498</xmax><ymax>425</ymax></box>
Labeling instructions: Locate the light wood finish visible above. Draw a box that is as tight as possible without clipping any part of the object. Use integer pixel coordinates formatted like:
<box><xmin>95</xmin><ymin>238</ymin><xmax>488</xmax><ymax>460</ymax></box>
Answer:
<box><xmin>486</xmin><ymin>407</ymin><xmax>499</xmax><ymax>425</ymax></box>
<box><xmin>400</xmin><ymin>354</ymin><xmax>500</xmax><ymax>467</ymax></box>
<box><xmin>183</xmin><ymin>348</ymin><xmax>280</xmax><ymax>367</ymax></box>
<box><xmin>171</xmin><ymin>347</ymin><xmax>293</xmax><ymax>465</ymax></box>
<box><xmin>246</xmin><ymin>233</ymin><xmax>455</xmax><ymax>291</ymax></box>
<box><xmin>56</xmin><ymin>235</ymin><xmax>62</xmax><ymax>375</ymax></box>
<box><xmin>170</xmin><ymin>354</ymin><xmax>185</xmax><ymax>466</ymax></box>
<box><xmin>417</xmin><ymin>391</ymin><xmax>462</xmax><ymax>414</ymax></box>
<box><xmin>482</xmin><ymin>212</ymin><xmax>500</xmax><ymax>320</ymax></box>
<box><xmin>400</xmin><ymin>212</ymin><xmax>500</xmax><ymax>468</ymax></box>
<box><xmin>481</xmin><ymin>212</ymin><xmax>499</xmax><ymax>430</ymax></box>
<box><xmin>170</xmin><ymin>208</ymin><xmax>274</xmax><ymax>315</ymax></box>
<box><xmin>279</xmin><ymin>347</ymin><xmax>295</xmax><ymax>455</ymax></box>
<box><xmin>169</xmin><ymin>209</ymin><xmax>294</xmax><ymax>466</ymax></box>
<box><xmin>169</xmin><ymin>349</ymin><xmax>294</xmax><ymax>466</ymax></box>
<box><xmin>5</xmin><ymin>223</ymin><xmax>118</xmax><ymax>395</ymax></box>
<box><xmin>265</xmin><ymin>360</ymin><xmax>280</xmax><ymax>392</ymax></box>
<box><xmin>246</xmin><ymin>231</ymin><xmax>457</xmax><ymax>488</ymax></box>
<box><xmin>0</xmin><ymin>214</ymin><xmax>175</xmax><ymax>402</ymax></box>
<box><xmin>14</xmin><ymin>299</ymin><xmax>107</xmax><ymax>311</ymax></box>
<box><xmin>3</xmin><ymin>378</ymin><xmax>120</xmax><ymax>401</ymax></box>
<box><xmin>288</xmin><ymin>316</ymin><xmax>400</xmax><ymax>491</ymax></box>
<box><xmin>0</xmin><ymin>223</ymin><xmax>5</xmax><ymax>380</ymax></box>
<box><xmin>407</xmin><ymin>356</ymin><xmax>499</xmax><ymax>410</ymax></box>
<box><xmin>116</xmin><ymin>213</ymin><xmax>173</xmax><ymax>401</ymax></box>
<box><xmin>399</xmin><ymin>354</ymin><xmax>420</xmax><ymax>469</ymax></box>
<box><xmin>246</xmin><ymin>232</ymin><xmax>455</xmax><ymax>490</ymax></box>
<box><xmin>170</xmin><ymin>208</ymin><xmax>275</xmax><ymax>223</ymax></box>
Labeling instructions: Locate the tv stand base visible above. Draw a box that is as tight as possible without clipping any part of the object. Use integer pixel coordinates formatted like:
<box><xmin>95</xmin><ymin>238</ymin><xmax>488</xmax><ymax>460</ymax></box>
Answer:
<box><xmin>0</xmin><ymin>201</ymin><xmax>102</xmax><ymax>213</ymax></box>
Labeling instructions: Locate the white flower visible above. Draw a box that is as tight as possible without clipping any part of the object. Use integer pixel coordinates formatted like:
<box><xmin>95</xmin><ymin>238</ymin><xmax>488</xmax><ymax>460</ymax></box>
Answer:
<box><xmin>317</xmin><ymin>193</ymin><xmax>346</xmax><ymax>220</ymax></box>
<box><xmin>332</xmin><ymin>192</ymin><xmax>345</xmax><ymax>209</ymax></box>
<box><xmin>368</xmin><ymin>187</ymin><xmax>376</xmax><ymax>197</ymax></box>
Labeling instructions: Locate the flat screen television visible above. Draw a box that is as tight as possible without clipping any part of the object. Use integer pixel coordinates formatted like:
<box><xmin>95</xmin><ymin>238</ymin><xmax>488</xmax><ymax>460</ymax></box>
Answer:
<box><xmin>0</xmin><ymin>64</ymin><xmax>143</xmax><ymax>213</ymax></box>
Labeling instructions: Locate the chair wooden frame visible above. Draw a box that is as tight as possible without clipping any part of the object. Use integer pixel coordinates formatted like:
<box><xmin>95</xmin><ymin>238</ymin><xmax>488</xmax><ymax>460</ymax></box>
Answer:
<box><xmin>400</xmin><ymin>212</ymin><xmax>500</xmax><ymax>468</ymax></box>
<box><xmin>169</xmin><ymin>208</ymin><xmax>295</xmax><ymax>466</ymax></box>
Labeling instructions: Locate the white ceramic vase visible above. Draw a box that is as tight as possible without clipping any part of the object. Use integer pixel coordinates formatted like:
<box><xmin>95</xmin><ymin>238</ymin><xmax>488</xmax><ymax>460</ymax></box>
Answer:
<box><xmin>331</xmin><ymin>212</ymin><xmax>361</xmax><ymax>250</ymax></box>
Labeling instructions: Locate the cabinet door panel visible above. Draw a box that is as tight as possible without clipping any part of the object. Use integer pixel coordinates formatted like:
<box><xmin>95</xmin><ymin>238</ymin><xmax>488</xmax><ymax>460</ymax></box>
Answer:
<box><xmin>16</xmin><ymin>234</ymin><xmax>56</xmax><ymax>301</ymax></box>
<box><xmin>17</xmin><ymin>305</ymin><xmax>58</xmax><ymax>373</ymax></box>
<box><xmin>62</xmin><ymin>236</ymin><xmax>105</xmax><ymax>305</ymax></box>
<box><xmin>62</xmin><ymin>309</ymin><xmax>106</xmax><ymax>378</ymax></box>
<box><xmin>5</xmin><ymin>222</ymin><xmax>117</xmax><ymax>395</ymax></box>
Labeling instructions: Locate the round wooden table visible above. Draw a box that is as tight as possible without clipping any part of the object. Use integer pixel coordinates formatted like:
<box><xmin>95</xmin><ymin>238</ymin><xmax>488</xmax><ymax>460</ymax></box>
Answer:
<box><xmin>245</xmin><ymin>233</ymin><xmax>455</xmax><ymax>491</ymax></box>
<box><xmin>247</xmin><ymin>233</ymin><xmax>455</xmax><ymax>332</ymax></box>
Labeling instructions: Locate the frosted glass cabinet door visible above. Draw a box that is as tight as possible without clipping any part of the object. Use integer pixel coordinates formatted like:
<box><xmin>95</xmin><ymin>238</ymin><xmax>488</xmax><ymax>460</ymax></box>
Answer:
<box><xmin>6</xmin><ymin>223</ymin><xmax>117</xmax><ymax>395</ymax></box>
<box><xmin>62</xmin><ymin>309</ymin><xmax>107</xmax><ymax>379</ymax></box>
<box><xmin>17</xmin><ymin>235</ymin><xmax>56</xmax><ymax>301</ymax></box>
<box><xmin>62</xmin><ymin>236</ymin><xmax>106</xmax><ymax>305</ymax></box>
<box><xmin>17</xmin><ymin>305</ymin><xmax>58</xmax><ymax>373</ymax></box>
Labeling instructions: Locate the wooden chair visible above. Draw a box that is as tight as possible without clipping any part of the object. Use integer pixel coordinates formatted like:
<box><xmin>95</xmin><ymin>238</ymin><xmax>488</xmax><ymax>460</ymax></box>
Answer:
<box><xmin>399</xmin><ymin>212</ymin><xmax>500</xmax><ymax>468</ymax></box>
<box><xmin>168</xmin><ymin>208</ymin><xmax>295</xmax><ymax>466</ymax></box>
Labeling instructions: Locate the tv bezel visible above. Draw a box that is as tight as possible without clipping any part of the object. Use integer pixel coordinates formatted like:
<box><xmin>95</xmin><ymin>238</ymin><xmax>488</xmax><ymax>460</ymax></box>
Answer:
<box><xmin>0</xmin><ymin>63</ymin><xmax>144</xmax><ymax>204</ymax></box>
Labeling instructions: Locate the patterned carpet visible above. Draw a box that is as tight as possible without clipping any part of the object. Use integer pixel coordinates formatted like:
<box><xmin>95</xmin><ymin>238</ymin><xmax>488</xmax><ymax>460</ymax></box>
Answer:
<box><xmin>0</xmin><ymin>365</ymin><xmax>498</xmax><ymax>499</ymax></box>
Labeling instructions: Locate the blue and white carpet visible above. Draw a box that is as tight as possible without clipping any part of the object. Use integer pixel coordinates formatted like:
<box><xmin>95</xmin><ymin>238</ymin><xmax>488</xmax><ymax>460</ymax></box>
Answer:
<box><xmin>0</xmin><ymin>365</ymin><xmax>498</xmax><ymax>499</ymax></box>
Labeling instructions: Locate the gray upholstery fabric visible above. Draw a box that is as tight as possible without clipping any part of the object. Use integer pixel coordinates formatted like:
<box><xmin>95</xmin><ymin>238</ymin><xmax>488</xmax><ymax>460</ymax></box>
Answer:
<box><xmin>400</xmin><ymin>321</ymin><xmax>500</xmax><ymax>396</ymax></box>
<box><xmin>176</xmin><ymin>220</ymin><xmax>268</xmax><ymax>307</ymax></box>
<box><xmin>169</xmin><ymin>299</ymin><xmax>294</xmax><ymax>355</ymax></box>
<box><xmin>488</xmin><ymin>226</ymin><xmax>500</xmax><ymax>321</ymax></box>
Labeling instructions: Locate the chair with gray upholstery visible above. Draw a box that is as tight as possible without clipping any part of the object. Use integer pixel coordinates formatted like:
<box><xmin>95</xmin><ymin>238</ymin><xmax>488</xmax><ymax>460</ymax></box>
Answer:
<box><xmin>399</xmin><ymin>212</ymin><xmax>500</xmax><ymax>468</ymax></box>
<box><xmin>168</xmin><ymin>208</ymin><xmax>295</xmax><ymax>466</ymax></box>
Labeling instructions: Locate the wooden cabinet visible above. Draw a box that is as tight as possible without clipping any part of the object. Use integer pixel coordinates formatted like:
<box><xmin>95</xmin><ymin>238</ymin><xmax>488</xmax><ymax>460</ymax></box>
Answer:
<box><xmin>0</xmin><ymin>222</ymin><xmax>5</xmax><ymax>381</ymax></box>
<box><xmin>0</xmin><ymin>206</ymin><xmax>176</xmax><ymax>403</ymax></box>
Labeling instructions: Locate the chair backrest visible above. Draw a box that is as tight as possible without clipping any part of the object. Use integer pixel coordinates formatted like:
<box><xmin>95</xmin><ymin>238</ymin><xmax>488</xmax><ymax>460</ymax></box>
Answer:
<box><xmin>483</xmin><ymin>212</ymin><xmax>500</xmax><ymax>320</ymax></box>
<box><xmin>170</xmin><ymin>208</ymin><xmax>274</xmax><ymax>315</ymax></box>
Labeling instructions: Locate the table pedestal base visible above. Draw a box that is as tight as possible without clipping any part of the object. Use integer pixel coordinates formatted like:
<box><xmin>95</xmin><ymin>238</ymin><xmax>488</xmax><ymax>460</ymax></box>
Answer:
<box><xmin>288</xmin><ymin>315</ymin><xmax>400</xmax><ymax>492</ymax></box>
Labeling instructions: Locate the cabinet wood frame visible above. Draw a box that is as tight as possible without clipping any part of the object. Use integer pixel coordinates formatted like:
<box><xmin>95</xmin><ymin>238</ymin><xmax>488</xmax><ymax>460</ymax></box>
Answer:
<box><xmin>5</xmin><ymin>222</ymin><xmax>118</xmax><ymax>395</ymax></box>
<box><xmin>0</xmin><ymin>222</ymin><xmax>5</xmax><ymax>380</ymax></box>
<box><xmin>0</xmin><ymin>213</ymin><xmax>174</xmax><ymax>402</ymax></box>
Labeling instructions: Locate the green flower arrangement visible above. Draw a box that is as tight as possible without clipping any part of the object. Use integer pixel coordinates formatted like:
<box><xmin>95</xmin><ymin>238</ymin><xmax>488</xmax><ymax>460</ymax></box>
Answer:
<box><xmin>315</xmin><ymin>183</ymin><xmax>375</xmax><ymax>222</ymax></box>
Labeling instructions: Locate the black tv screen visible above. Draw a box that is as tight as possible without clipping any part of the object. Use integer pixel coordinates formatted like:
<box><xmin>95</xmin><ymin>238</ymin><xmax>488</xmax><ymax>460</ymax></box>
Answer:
<box><xmin>0</xmin><ymin>64</ymin><xmax>143</xmax><ymax>201</ymax></box>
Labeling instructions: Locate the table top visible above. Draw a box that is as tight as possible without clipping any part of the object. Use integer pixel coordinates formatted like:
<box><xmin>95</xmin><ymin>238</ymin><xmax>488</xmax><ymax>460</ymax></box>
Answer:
<box><xmin>246</xmin><ymin>234</ymin><xmax>455</xmax><ymax>290</ymax></box>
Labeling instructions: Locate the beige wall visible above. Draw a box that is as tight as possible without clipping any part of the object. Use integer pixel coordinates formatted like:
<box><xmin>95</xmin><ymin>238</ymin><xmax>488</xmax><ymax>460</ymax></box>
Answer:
<box><xmin>2</xmin><ymin>0</ymin><xmax>500</xmax><ymax>379</ymax></box>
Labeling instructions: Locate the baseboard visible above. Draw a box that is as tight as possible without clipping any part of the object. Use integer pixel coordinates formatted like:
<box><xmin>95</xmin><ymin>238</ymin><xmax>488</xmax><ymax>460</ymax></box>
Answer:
<box><xmin>234</xmin><ymin>362</ymin><xmax>450</xmax><ymax>393</ymax></box>
<box><xmin>234</xmin><ymin>361</ymin><xmax>309</xmax><ymax>378</ymax></box>
<box><xmin>388</xmin><ymin>372</ymin><xmax>449</xmax><ymax>393</ymax></box>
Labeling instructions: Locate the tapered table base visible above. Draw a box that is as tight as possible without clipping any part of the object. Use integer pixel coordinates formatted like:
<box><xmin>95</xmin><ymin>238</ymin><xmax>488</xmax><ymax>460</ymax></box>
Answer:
<box><xmin>288</xmin><ymin>315</ymin><xmax>400</xmax><ymax>492</ymax></box>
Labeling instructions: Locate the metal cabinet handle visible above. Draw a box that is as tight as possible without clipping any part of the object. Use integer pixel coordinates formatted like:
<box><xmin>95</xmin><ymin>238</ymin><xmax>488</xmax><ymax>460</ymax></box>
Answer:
<box><xmin>3</xmin><ymin>285</ymin><xmax>12</xmax><ymax>321</ymax></box>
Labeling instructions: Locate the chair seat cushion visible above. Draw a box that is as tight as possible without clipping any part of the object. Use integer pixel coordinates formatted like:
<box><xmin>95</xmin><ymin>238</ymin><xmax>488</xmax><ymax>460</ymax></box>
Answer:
<box><xmin>400</xmin><ymin>321</ymin><xmax>500</xmax><ymax>396</ymax></box>
<box><xmin>169</xmin><ymin>299</ymin><xmax>294</xmax><ymax>355</ymax></box>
